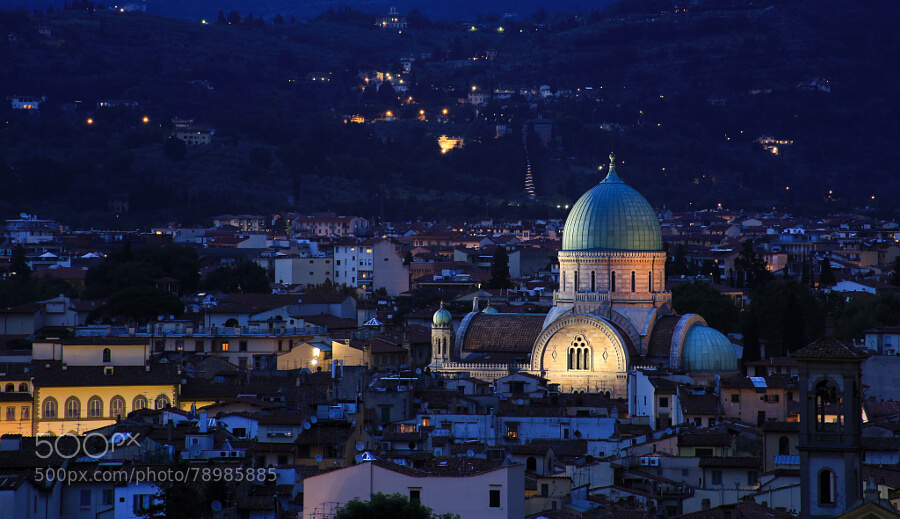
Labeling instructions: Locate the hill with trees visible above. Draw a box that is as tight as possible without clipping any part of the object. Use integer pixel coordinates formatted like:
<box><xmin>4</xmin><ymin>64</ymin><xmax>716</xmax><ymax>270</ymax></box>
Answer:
<box><xmin>0</xmin><ymin>0</ymin><xmax>897</xmax><ymax>228</ymax></box>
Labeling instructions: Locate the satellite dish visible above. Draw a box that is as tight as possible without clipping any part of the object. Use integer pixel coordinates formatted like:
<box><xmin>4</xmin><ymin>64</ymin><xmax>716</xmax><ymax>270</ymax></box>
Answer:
<box><xmin>378</xmin><ymin>425</ymin><xmax>383</xmax><ymax>431</ymax></box>
<box><xmin>211</xmin><ymin>501</ymin><xmax>222</xmax><ymax>512</ymax></box>
<box><xmin>466</xmin><ymin>449</ymin><xmax>475</xmax><ymax>458</ymax></box>
<box><xmin>157</xmin><ymin>315</ymin><xmax>164</xmax><ymax>321</ymax></box>
<box><xmin>169</xmin><ymin>315</ymin><xmax>175</xmax><ymax>320</ymax></box>
<box><xmin>310</xmin><ymin>416</ymin><xmax>318</xmax><ymax>424</ymax></box>
<box><xmin>356</xmin><ymin>441</ymin><xmax>366</xmax><ymax>452</ymax></box>
<box><xmin>517</xmin><ymin>399</ymin><xmax>524</xmax><ymax>405</ymax></box>
<box><xmin>354</xmin><ymin>454</ymin><xmax>363</xmax><ymax>463</ymax></box>
<box><xmin>714</xmin><ymin>374</ymin><xmax>721</xmax><ymax>382</ymax></box>
<box><xmin>315</xmin><ymin>454</ymin><xmax>323</xmax><ymax>463</ymax></box>
<box><xmin>415</xmin><ymin>368</ymin><xmax>422</xmax><ymax>375</ymax></box>
<box><xmin>665</xmin><ymin>428</ymin><xmax>674</xmax><ymax>435</ymax></box>
<box><xmin>303</xmin><ymin>422</ymin><xmax>311</xmax><ymax>430</ymax></box>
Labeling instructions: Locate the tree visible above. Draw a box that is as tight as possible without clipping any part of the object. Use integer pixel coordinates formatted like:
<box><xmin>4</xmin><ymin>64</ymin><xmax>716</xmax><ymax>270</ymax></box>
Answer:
<box><xmin>137</xmin><ymin>463</ymin><xmax>227</xmax><ymax>519</ymax></box>
<box><xmin>890</xmin><ymin>257</ymin><xmax>900</xmax><ymax>287</ymax></box>
<box><xmin>334</xmin><ymin>492</ymin><xmax>460</xmax><ymax>519</ymax></box>
<box><xmin>163</xmin><ymin>136</ymin><xmax>186</xmax><ymax>161</ymax></box>
<box><xmin>746</xmin><ymin>280</ymin><xmax>823</xmax><ymax>357</ymax></box>
<box><xmin>734</xmin><ymin>239</ymin><xmax>771</xmax><ymax>289</ymax></box>
<box><xmin>403</xmin><ymin>251</ymin><xmax>414</xmax><ymax>265</ymax></box>
<box><xmin>9</xmin><ymin>245</ymin><xmax>31</xmax><ymax>280</ymax></box>
<box><xmin>216</xmin><ymin>10</ymin><xmax>227</xmax><ymax>24</ymax></box>
<box><xmin>226</xmin><ymin>10</ymin><xmax>240</xmax><ymax>24</ymax></box>
<box><xmin>486</xmin><ymin>246</ymin><xmax>512</xmax><ymax>289</ymax></box>
<box><xmin>671</xmin><ymin>281</ymin><xmax>740</xmax><ymax>332</ymax></box>
<box><xmin>202</xmin><ymin>262</ymin><xmax>271</xmax><ymax>293</ymax></box>
<box><xmin>273</xmin><ymin>13</ymin><xmax>284</xmax><ymax>24</ymax></box>
<box><xmin>819</xmin><ymin>258</ymin><xmax>836</xmax><ymax>286</ymax></box>
<box><xmin>89</xmin><ymin>286</ymin><xmax>184</xmax><ymax>324</ymax></box>
<box><xmin>666</xmin><ymin>244</ymin><xmax>693</xmax><ymax>278</ymax></box>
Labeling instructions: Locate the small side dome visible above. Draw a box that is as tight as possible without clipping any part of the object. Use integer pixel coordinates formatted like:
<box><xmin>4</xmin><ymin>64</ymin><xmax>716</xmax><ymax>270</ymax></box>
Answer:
<box><xmin>682</xmin><ymin>325</ymin><xmax>739</xmax><ymax>372</ymax></box>
<box><xmin>433</xmin><ymin>302</ymin><xmax>452</xmax><ymax>326</ymax></box>
<box><xmin>482</xmin><ymin>300</ymin><xmax>499</xmax><ymax>314</ymax></box>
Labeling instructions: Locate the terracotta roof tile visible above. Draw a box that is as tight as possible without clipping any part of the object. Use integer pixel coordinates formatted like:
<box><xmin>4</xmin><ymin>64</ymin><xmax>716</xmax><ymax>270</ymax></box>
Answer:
<box><xmin>647</xmin><ymin>315</ymin><xmax>679</xmax><ymax>358</ymax></box>
<box><xmin>461</xmin><ymin>314</ymin><xmax>546</xmax><ymax>353</ymax></box>
<box><xmin>792</xmin><ymin>336</ymin><xmax>868</xmax><ymax>360</ymax></box>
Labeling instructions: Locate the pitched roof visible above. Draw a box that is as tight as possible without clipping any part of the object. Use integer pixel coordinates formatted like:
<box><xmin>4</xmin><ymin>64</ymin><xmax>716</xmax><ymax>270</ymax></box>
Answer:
<box><xmin>31</xmin><ymin>361</ymin><xmax>180</xmax><ymax>387</ymax></box>
<box><xmin>792</xmin><ymin>336</ymin><xmax>868</xmax><ymax>360</ymax></box>
<box><xmin>460</xmin><ymin>314</ymin><xmax>546</xmax><ymax>353</ymax></box>
<box><xmin>678</xmin><ymin>433</ymin><xmax>734</xmax><ymax>447</ymax></box>
<box><xmin>647</xmin><ymin>315</ymin><xmax>680</xmax><ymax>357</ymax></box>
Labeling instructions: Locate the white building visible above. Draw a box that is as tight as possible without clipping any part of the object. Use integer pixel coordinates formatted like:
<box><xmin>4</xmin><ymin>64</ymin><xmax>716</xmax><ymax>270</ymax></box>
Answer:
<box><xmin>302</xmin><ymin>459</ymin><xmax>524</xmax><ymax>519</ymax></box>
<box><xmin>334</xmin><ymin>239</ymin><xmax>409</xmax><ymax>296</ymax></box>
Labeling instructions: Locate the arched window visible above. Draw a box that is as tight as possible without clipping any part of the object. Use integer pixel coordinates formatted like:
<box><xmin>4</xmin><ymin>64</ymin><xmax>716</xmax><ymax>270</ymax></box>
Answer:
<box><xmin>591</xmin><ymin>271</ymin><xmax>596</xmax><ymax>292</ymax></box>
<box><xmin>43</xmin><ymin>398</ymin><xmax>58</xmax><ymax>419</ymax></box>
<box><xmin>103</xmin><ymin>348</ymin><xmax>111</xmax><ymax>363</ymax></box>
<box><xmin>65</xmin><ymin>397</ymin><xmax>81</xmax><ymax>419</ymax></box>
<box><xmin>110</xmin><ymin>396</ymin><xmax>126</xmax><ymax>419</ymax></box>
<box><xmin>610</xmin><ymin>272</ymin><xmax>616</xmax><ymax>293</ymax></box>
<box><xmin>155</xmin><ymin>394</ymin><xmax>170</xmax><ymax>410</ymax></box>
<box><xmin>18</xmin><ymin>383</ymin><xmax>27</xmax><ymax>392</ymax></box>
<box><xmin>224</xmin><ymin>318</ymin><xmax>239</xmax><ymax>328</ymax></box>
<box><xmin>133</xmin><ymin>395</ymin><xmax>148</xmax><ymax>411</ymax></box>
<box><xmin>631</xmin><ymin>271</ymin><xmax>636</xmax><ymax>292</ymax></box>
<box><xmin>568</xmin><ymin>336</ymin><xmax>591</xmax><ymax>371</ymax></box>
<box><xmin>526</xmin><ymin>457</ymin><xmax>537</xmax><ymax>472</ymax></box>
<box><xmin>574</xmin><ymin>271</ymin><xmax>579</xmax><ymax>292</ymax></box>
<box><xmin>88</xmin><ymin>397</ymin><xmax>103</xmax><ymax>418</ymax></box>
<box><xmin>649</xmin><ymin>272</ymin><xmax>653</xmax><ymax>292</ymax></box>
<box><xmin>819</xmin><ymin>469</ymin><xmax>836</xmax><ymax>505</ymax></box>
<box><xmin>4</xmin><ymin>383</ymin><xmax>13</xmax><ymax>392</ymax></box>
<box><xmin>814</xmin><ymin>379</ymin><xmax>840</xmax><ymax>431</ymax></box>
<box><xmin>779</xmin><ymin>436</ymin><xmax>790</xmax><ymax>455</ymax></box>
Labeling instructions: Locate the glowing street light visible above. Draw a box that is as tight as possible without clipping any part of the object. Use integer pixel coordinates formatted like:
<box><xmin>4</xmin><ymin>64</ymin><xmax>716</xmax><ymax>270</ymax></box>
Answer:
<box><xmin>86</xmin><ymin>118</ymin><xmax>94</xmax><ymax>125</ymax></box>
<box><xmin>142</xmin><ymin>116</ymin><xmax>150</xmax><ymax>123</ymax></box>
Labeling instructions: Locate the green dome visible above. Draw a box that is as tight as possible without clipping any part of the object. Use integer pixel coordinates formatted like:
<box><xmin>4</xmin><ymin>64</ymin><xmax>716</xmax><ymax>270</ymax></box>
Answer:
<box><xmin>433</xmin><ymin>303</ymin><xmax>452</xmax><ymax>326</ymax></box>
<box><xmin>562</xmin><ymin>153</ymin><xmax>661</xmax><ymax>252</ymax></box>
<box><xmin>682</xmin><ymin>325</ymin><xmax>739</xmax><ymax>372</ymax></box>
<box><xmin>482</xmin><ymin>301</ymin><xmax>499</xmax><ymax>314</ymax></box>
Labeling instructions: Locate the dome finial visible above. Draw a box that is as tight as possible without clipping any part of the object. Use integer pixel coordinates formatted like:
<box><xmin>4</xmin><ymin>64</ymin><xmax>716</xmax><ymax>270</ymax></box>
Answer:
<box><xmin>603</xmin><ymin>152</ymin><xmax>623</xmax><ymax>183</ymax></box>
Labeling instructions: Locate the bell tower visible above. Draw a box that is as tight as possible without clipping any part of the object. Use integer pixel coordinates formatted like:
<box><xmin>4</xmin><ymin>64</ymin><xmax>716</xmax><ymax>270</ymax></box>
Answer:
<box><xmin>431</xmin><ymin>302</ymin><xmax>454</xmax><ymax>366</ymax></box>
<box><xmin>794</xmin><ymin>337</ymin><xmax>867</xmax><ymax>519</ymax></box>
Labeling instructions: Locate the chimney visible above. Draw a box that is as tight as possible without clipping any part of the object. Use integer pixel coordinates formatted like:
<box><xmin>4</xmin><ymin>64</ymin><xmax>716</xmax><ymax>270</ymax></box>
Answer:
<box><xmin>472</xmin><ymin>296</ymin><xmax>479</xmax><ymax>312</ymax></box>
<box><xmin>864</xmin><ymin>476</ymin><xmax>880</xmax><ymax>503</ymax></box>
<box><xmin>199</xmin><ymin>412</ymin><xmax>208</xmax><ymax>433</ymax></box>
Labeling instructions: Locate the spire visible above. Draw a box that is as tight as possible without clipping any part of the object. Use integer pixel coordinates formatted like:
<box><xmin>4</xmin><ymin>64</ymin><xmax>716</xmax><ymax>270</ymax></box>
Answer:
<box><xmin>602</xmin><ymin>152</ymin><xmax>624</xmax><ymax>183</ymax></box>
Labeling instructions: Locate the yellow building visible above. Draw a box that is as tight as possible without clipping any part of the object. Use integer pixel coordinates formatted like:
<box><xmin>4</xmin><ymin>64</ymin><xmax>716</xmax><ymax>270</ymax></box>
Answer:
<box><xmin>30</xmin><ymin>338</ymin><xmax>180</xmax><ymax>436</ymax></box>
<box><xmin>32</xmin><ymin>361</ymin><xmax>181</xmax><ymax>436</ymax></box>
<box><xmin>0</xmin><ymin>365</ymin><xmax>33</xmax><ymax>436</ymax></box>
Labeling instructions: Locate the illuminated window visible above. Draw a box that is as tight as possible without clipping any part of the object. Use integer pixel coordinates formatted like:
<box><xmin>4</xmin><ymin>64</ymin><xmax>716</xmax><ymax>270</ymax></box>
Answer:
<box><xmin>65</xmin><ymin>397</ymin><xmax>81</xmax><ymax>418</ymax></box>
<box><xmin>506</xmin><ymin>423</ymin><xmax>518</xmax><ymax>438</ymax></box>
<box><xmin>110</xmin><ymin>396</ymin><xmax>126</xmax><ymax>418</ymax></box>
<box><xmin>133</xmin><ymin>395</ymin><xmax>148</xmax><ymax>411</ymax></box>
<box><xmin>88</xmin><ymin>397</ymin><xmax>103</xmax><ymax>418</ymax></box>
<box><xmin>155</xmin><ymin>395</ymin><xmax>170</xmax><ymax>410</ymax></box>
<box><xmin>221</xmin><ymin>342</ymin><xmax>230</xmax><ymax>352</ymax></box>
<box><xmin>568</xmin><ymin>336</ymin><xmax>591</xmax><ymax>370</ymax></box>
